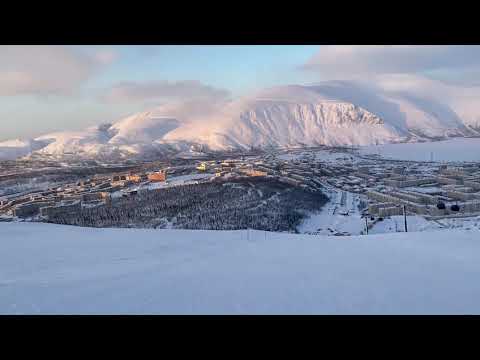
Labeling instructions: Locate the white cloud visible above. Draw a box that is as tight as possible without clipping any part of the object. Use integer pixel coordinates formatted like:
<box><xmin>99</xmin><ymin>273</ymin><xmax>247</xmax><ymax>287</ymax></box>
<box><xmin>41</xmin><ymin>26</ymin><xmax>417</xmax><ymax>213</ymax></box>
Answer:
<box><xmin>301</xmin><ymin>46</ymin><xmax>480</xmax><ymax>127</ymax></box>
<box><xmin>303</xmin><ymin>45</ymin><xmax>480</xmax><ymax>83</ymax></box>
<box><xmin>0</xmin><ymin>46</ymin><xmax>116</xmax><ymax>96</ymax></box>
<box><xmin>101</xmin><ymin>80</ymin><xmax>232</xmax><ymax>125</ymax></box>
<box><xmin>93</xmin><ymin>49</ymin><xmax>118</xmax><ymax>65</ymax></box>
<box><xmin>148</xmin><ymin>98</ymin><xmax>229</xmax><ymax>123</ymax></box>
<box><xmin>361</xmin><ymin>73</ymin><xmax>480</xmax><ymax>128</ymax></box>
<box><xmin>103</xmin><ymin>80</ymin><xmax>230</xmax><ymax>103</ymax></box>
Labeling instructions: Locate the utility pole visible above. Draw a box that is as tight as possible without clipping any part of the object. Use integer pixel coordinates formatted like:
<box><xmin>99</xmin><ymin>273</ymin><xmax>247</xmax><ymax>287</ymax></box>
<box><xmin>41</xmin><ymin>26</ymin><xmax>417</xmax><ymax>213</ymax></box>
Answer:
<box><xmin>403</xmin><ymin>205</ymin><xmax>408</xmax><ymax>232</ymax></box>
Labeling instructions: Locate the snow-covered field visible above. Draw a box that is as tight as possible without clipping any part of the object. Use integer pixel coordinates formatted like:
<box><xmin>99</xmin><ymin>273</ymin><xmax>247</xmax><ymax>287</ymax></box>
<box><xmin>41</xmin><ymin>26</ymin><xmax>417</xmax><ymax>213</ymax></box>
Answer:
<box><xmin>369</xmin><ymin>216</ymin><xmax>441</xmax><ymax>234</ymax></box>
<box><xmin>360</xmin><ymin>138</ymin><xmax>480</xmax><ymax>162</ymax></box>
<box><xmin>2</xmin><ymin>222</ymin><xmax>480</xmax><ymax>314</ymax></box>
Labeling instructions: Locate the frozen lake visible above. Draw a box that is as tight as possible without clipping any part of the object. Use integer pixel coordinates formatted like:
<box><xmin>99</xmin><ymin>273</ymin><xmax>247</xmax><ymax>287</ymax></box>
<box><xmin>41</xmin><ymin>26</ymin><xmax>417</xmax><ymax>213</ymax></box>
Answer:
<box><xmin>359</xmin><ymin>138</ymin><xmax>480</xmax><ymax>162</ymax></box>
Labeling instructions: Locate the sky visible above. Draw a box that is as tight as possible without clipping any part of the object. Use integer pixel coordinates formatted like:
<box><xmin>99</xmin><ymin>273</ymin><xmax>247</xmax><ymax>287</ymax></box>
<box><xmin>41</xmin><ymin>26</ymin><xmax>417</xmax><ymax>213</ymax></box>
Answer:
<box><xmin>1</xmin><ymin>45</ymin><xmax>480</xmax><ymax>141</ymax></box>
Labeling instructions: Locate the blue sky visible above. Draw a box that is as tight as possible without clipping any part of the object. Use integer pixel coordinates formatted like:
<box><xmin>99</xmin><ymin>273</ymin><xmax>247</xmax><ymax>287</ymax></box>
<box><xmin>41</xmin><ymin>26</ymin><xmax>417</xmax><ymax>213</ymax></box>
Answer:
<box><xmin>90</xmin><ymin>46</ymin><xmax>319</xmax><ymax>93</ymax></box>
<box><xmin>0</xmin><ymin>45</ymin><xmax>320</xmax><ymax>140</ymax></box>
<box><xmin>1</xmin><ymin>45</ymin><xmax>479</xmax><ymax>141</ymax></box>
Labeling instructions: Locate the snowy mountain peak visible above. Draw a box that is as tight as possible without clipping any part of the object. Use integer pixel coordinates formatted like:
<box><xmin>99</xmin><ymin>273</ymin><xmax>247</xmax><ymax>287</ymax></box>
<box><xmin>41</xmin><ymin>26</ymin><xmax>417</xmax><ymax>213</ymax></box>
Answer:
<box><xmin>1</xmin><ymin>82</ymin><xmax>478</xmax><ymax>160</ymax></box>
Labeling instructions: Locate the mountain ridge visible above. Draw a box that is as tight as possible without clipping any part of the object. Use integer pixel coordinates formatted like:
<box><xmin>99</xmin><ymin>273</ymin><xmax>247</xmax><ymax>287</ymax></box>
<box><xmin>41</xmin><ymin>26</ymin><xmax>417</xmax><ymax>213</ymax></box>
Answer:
<box><xmin>1</xmin><ymin>82</ymin><xmax>477</xmax><ymax>160</ymax></box>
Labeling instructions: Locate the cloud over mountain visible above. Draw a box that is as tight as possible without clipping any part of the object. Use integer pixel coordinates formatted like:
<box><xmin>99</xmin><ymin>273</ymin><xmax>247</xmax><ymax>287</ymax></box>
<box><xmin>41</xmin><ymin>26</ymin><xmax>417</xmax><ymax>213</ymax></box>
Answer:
<box><xmin>3</xmin><ymin>81</ymin><xmax>480</xmax><ymax>161</ymax></box>
<box><xmin>103</xmin><ymin>80</ymin><xmax>230</xmax><ymax>103</ymax></box>
<box><xmin>302</xmin><ymin>46</ymin><xmax>480</xmax><ymax>83</ymax></box>
<box><xmin>0</xmin><ymin>46</ymin><xmax>117</xmax><ymax>96</ymax></box>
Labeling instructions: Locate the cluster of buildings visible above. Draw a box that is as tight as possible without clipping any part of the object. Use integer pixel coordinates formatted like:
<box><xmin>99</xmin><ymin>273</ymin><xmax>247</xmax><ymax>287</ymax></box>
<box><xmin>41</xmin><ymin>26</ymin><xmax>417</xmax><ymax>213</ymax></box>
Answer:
<box><xmin>271</xmin><ymin>150</ymin><xmax>480</xmax><ymax>221</ymax></box>
<box><xmin>364</xmin><ymin>164</ymin><xmax>480</xmax><ymax>218</ymax></box>
<box><xmin>196</xmin><ymin>153</ymin><xmax>331</xmax><ymax>192</ymax></box>
<box><xmin>195</xmin><ymin>160</ymin><xmax>267</xmax><ymax>179</ymax></box>
<box><xmin>221</xmin><ymin>148</ymin><xmax>480</xmax><ymax>221</ymax></box>
<box><xmin>0</xmin><ymin>170</ymin><xmax>169</xmax><ymax>219</ymax></box>
<box><xmin>3</xmin><ymin>151</ymin><xmax>333</xmax><ymax>221</ymax></box>
<box><xmin>4</xmin><ymin>145</ymin><xmax>480</xmax><ymax>225</ymax></box>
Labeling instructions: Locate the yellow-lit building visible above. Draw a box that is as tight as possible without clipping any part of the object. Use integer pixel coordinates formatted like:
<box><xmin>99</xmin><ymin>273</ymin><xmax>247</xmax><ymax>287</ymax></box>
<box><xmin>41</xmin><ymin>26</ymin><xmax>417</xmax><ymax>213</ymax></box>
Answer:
<box><xmin>196</xmin><ymin>162</ymin><xmax>207</xmax><ymax>171</ymax></box>
<box><xmin>126</xmin><ymin>174</ymin><xmax>142</xmax><ymax>183</ymax></box>
<box><xmin>240</xmin><ymin>169</ymin><xmax>268</xmax><ymax>177</ymax></box>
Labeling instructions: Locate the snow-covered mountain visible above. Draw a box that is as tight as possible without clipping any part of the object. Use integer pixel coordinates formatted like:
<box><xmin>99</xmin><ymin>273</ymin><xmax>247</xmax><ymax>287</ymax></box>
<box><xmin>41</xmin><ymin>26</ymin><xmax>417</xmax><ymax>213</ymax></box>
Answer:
<box><xmin>1</xmin><ymin>82</ymin><xmax>478</xmax><ymax>160</ymax></box>
<box><xmin>0</xmin><ymin>138</ymin><xmax>51</xmax><ymax>160</ymax></box>
<box><xmin>31</xmin><ymin>114</ymin><xmax>183</xmax><ymax>160</ymax></box>
<box><xmin>305</xmin><ymin>81</ymin><xmax>474</xmax><ymax>139</ymax></box>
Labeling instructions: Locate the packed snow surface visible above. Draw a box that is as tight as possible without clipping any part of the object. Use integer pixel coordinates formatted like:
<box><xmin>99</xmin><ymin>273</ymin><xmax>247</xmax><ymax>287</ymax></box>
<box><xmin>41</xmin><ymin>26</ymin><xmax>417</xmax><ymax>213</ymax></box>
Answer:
<box><xmin>1</xmin><ymin>222</ymin><xmax>480</xmax><ymax>314</ymax></box>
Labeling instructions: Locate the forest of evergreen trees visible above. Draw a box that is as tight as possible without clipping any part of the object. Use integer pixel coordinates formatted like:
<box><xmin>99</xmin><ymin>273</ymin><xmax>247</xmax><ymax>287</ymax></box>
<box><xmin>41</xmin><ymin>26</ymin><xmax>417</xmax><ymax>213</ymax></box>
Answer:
<box><xmin>47</xmin><ymin>177</ymin><xmax>328</xmax><ymax>232</ymax></box>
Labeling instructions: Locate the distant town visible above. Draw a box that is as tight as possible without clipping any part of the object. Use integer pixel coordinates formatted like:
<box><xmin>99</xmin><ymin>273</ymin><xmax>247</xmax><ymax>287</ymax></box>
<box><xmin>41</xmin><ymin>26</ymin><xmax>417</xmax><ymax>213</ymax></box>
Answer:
<box><xmin>1</xmin><ymin>145</ymin><xmax>480</xmax><ymax>234</ymax></box>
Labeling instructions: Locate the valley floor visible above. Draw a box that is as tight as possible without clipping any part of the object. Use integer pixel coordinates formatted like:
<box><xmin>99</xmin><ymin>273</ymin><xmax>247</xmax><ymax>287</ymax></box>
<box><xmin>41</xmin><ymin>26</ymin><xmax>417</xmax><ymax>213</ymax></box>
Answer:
<box><xmin>2</xmin><ymin>222</ymin><xmax>480</xmax><ymax>314</ymax></box>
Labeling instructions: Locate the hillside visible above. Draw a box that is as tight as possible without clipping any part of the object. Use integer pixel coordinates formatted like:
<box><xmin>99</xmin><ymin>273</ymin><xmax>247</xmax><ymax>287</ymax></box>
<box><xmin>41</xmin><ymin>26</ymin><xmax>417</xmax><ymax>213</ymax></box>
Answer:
<box><xmin>1</xmin><ymin>81</ymin><xmax>479</xmax><ymax>160</ymax></box>
<box><xmin>1</xmin><ymin>222</ymin><xmax>480</xmax><ymax>314</ymax></box>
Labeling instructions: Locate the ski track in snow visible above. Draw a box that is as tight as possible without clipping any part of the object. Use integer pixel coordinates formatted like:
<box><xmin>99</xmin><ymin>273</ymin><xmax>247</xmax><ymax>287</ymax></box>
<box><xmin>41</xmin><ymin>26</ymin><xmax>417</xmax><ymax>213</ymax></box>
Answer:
<box><xmin>298</xmin><ymin>185</ymin><xmax>365</xmax><ymax>236</ymax></box>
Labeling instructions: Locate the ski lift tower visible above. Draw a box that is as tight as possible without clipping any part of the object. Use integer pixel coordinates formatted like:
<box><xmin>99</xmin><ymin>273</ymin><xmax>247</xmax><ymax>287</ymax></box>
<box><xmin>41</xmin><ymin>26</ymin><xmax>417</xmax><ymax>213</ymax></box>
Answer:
<box><xmin>361</xmin><ymin>210</ymin><xmax>370</xmax><ymax>235</ymax></box>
